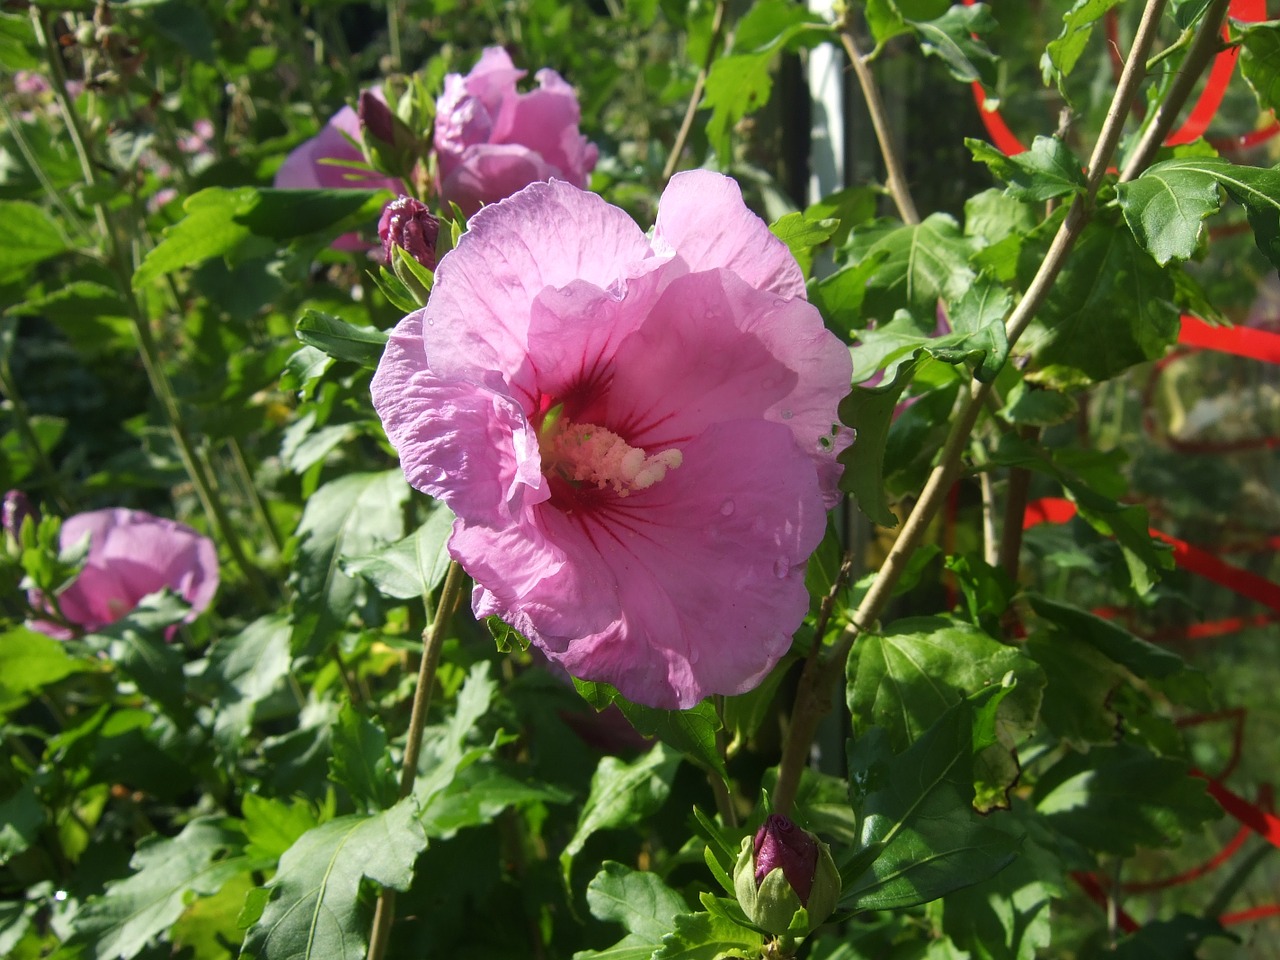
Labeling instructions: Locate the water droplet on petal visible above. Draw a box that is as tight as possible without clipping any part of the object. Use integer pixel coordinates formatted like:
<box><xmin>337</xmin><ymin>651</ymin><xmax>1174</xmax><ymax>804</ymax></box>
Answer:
<box><xmin>704</xmin><ymin>308</ymin><xmax>718</xmax><ymax>320</ymax></box>
<box><xmin>773</xmin><ymin>557</ymin><xmax>790</xmax><ymax>579</ymax></box>
<box><xmin>772</xmin><ymin>298</ymin><xmax>787</xmax><ymax>308</ymax></box>
<box><xmin>719</xmin><ymin>499</ymin><xmax>735</xmax><ymax>516</ymax></box>
<box><xmin>781</xmin><ymin>409</ymin><xmax>794</xmax><ymax>420</ymax></box>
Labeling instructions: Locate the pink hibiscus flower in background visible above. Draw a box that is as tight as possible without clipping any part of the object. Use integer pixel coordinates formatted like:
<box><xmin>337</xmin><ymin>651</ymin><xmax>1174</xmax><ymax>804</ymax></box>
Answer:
<box><xmin>434</xmin><ymin>47</ymin><xmax>598</xmax><ymax>216</ymax></box>
<box><xmin>372</xmin><ymin>171</ymin><xmax>851</xmax><ymax>709</ymax></box>
<box><xmin>274</xmin><ymin>91</ymin><xmax>405</xmax><ymax>250</ymax></box>
<box><xmin>28</xmin><ymin>507</ymin><xmax>219</xmax><ymax>639</ymax></box>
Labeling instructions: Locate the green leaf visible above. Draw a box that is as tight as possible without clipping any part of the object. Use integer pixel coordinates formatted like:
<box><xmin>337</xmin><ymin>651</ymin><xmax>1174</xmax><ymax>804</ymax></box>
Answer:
<box><xmin>967</xmin><ymin>135</ymin><xmax>1087</xmax><ymax>202</ymax></box>
<box><xmin>1117</xmin><ymin>161</ymin><xmax>1224</xmax><ymax>264</ymax></box>
<box><xmin>770</xmin><ymin>211</ymin><xmax>838</xmax><ymax>277</ymax></box>
<box><xmin>1034</xmin><ymin>742</ymin><xmax>1221</xmax><ymax>856</ymax></box>
<box><xmin>329</xmin><ymin>704</ymin><xmax>396</xmax><ymax>813</ymax></box>
<box><xmin>837</xmin><ymin>355</ymin><xmax>920</xmax><ymax>527</ymax></box>
<box><xmin>0</xmin><ymin>626</ymin><xmax>90</xmax><ymax>717</ymax></box>
<box><xmin>290</xmin><ymin>471</ymin><xmax>409</xmax><ymax>650</ymax></box>
<box><xmin>88</xmin><ymin>593</ymin><xmax>193</xmax><ymax>722</ymax></box>
<box><xmin>203</xmin><ymin>614</ymin><xmax>292</xmax><ymax>753</ymax></box>
<box><xmin>239</xmin><ymin>800</ymin><xmax>428</xmax><ymax>960</ymax></box>
<box><xmin>702</xmin><ymin>53</ymin><xmax>775</xmax><ymax>164</ymax></box>
<box><xmin>342</xmin><ymin>504</ymin><xmax>454</xmax><ymax>600</ymax></box>
<box><xmin>843</xmin><ymin>689</ymin><xmax>1021</xmax><ymax>911</ymax></box>
<box><xmin>653</xmin><ymin>911</ymin><xmax>763</xmax><ymax>960</ymax></box>
<box><xmin>1234</xmin><ymin>19</ymin><xmax>1280</xmax><ymax>114</ymax></box>
<box><xmin>68</xmin><ymin>818</ymin><xmax>261</xmax><ymax>960</ymax></box>
<box><xmin>421</xmin><ymin>764</ymin><xmax>571</xmax><ymax>839</ymax></box>
<box><xmin>0</xmin><ymin>774</ymin><xmax>46</xmax><ymax>867</ymax></box>
<box><xmin>0</xmin><ymin>201</ymin><xmax>70</xmax><ymax>283</ymax></box>
<box><xmin>294</xmin><ymin>310</ymin><xmax>389</xmax><ymax>368</ymax></box>
<box><xmin>573</xmin><ymin>679</ymin><xmax>726</xmax><ymax>778</ymax></box>
<box><xmin>1041</xmin><ymin>0</ymin><xmax>1124</xmax><ymax>91</ymax></box>
<box><xmin>853</xmin><ymin>214</ymin><xmax>976</xmax><ymax>322</ymax></box>
<box><xmin>1119</xmin><ymin>157</ymin><xmax>1280</xmax><ymax>270</ymax></box>
<box><xmin>912</xmin><ymin>4</ymin><xmax>998</xmax><ymax>87</ymax></box>
<box><xmin>1105</xmin><ymin>914</ymin><xmax>1235</xmax><ymax>957</ymax></box>
<box><xmin>414</xmin><ymin>663</ymin><xmax>502</xmax><ymax>816</ymax></box>
<box><xmin>807</xmin><ymin>250</ymin><xmax>891</xmax><ymax>338</ymax></box>
<box><xmin>846</xmin><ymin>616</ymin><xmax>1045</xmax><ymax>811</ymax></box>
<box><xmin>1016</xmin><ymin>218</ymin><xmax>1179</xmax><ymax>386</ymax></box>
<box><xmin>1028</xmin><ymin>594</ymin><xmax>1188</xmax><ymax>679</ymax></box>
<box><xmin>572</xmin><ymin>861</ymin><xmax>690</xmax><ymax>960</ymax></box>
<box><xmin>561</xmin><ymin>744</ymin><xmax>681</xmax><ymax>883</ymax></box>
<box><xmin>241</xmin><ymin>794</ymin><xmax>322</xmax><ymax>863</ymax></box>
<box><xmin>4</xmin><ymin>281</ymin><xmax>133</xmax><ymax>355</ymax></box>
<box><xmin>0</xmin><ymin>12</ymin><xmax>40</xmax><ymax>69</ymax></box>
<box><xmin>133</xmin><ymin>187</ymin><xmax>389</xmax><ymax>288</ymax></box>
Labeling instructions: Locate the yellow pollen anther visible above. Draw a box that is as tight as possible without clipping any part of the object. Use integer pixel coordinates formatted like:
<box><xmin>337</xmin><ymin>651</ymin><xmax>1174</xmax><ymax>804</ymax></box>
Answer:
<box><xmin>546</xmin><ymin>421</ymin><xmax>682</xmax><ymax>496</ymax></box>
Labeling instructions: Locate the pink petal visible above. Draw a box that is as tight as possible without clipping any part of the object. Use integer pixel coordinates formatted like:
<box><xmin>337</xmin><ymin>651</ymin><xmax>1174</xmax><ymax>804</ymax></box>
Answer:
<box><xmin>274</xmin><ymin>106</ymin><xmax>401</xmax><ymax>193</ymax></box>
<box><xmin>423</xmin><ymin>180</ymin><xmax>653</xmax><ymax>389</ymax></box>
<box><xmin>371</xmin><ymin>311</ymin><xmax>547</xmax><ymax>525</ymax></box>
<box><xmin>598</xmin><ymin>269</ymin><xmax>850</xmax><ymax>504</ymax></box>
<box><xmin>438</xmin><ymin>144</ymin><xmax>555</xmax><ymax>216</ymax></box>
<box><xmin>653</xmin><ymin>170</ymin><xmax>807</xmax><ymax>301</ymax></box>
<box><xmin>492</xmin><ymin>420</ymin><xmax>824</xmax><ymax>709</ymax></box>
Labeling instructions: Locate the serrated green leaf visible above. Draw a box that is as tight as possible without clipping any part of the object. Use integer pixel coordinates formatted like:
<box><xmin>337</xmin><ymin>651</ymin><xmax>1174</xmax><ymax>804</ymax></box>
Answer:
<box><xmin>843</xmin><ymin>689</ymin><xmax>1021</xmax><ymax>911</ymax></box>
<box><xmin>1117</xmin><ymin>163</ymin><xmax>1223</xmax><ymax>264</ymax></box>
<box><xmin>1016</xmin><ymin>218</ymin><xmax>1179</xmax><ymax>386</ymax></box>
<box><xmin>241</xmin><ymin>794</ymin><xmax>322</xmax><ymax>863</ymax></box>
<box><xmin>68</xmin><ymin>818</ymin><xmax>261</xmax><ymax>960</ymax></box>
<box><xmin>0</xmin><ymin>626</ymin><xmax>91</xmax><ymax>716</ymax></box>
<box><xmin>422</xmin><ymin>764</ymin><xmax>571</xmax><ymax>839</ymax></box>
<box><xmin>133</xmin><ymin>187</ymin><xmax>388</xmax><ymax>288</ymax></box>
<box><xmin>653</xmin><ymin>911</ymin><xmax>763</xmax><ymax>960</ymax></box>
<box><xmin>854</xmin><ymin>214</ymin><xmax>976</xmax><ymax>322</ymax></box>
<box><xmin>1234</xmin><ymin>19</ymin><xmax>1280</xmax><ymax>114</ymax></box>
<box><xmin>573</xmin><ymin>679</ymin><xmax>725</xmax><ymax>778</ymax></box>
<box><xmin>561</xmin><ymin>744</ymin><xmax>680</xmax><ymax>883</ymax></box>
<box><xmin>837</xmin><ymin>355</ymin><xmax>920</xmax><ymax>526</ymax></box>
<box><xmin>1041</xmin><ymin>0</ymin><xmax>1123</xmax><ymax>91</ymax></box>
<box><xmin>808</xmin><ymin>249</ymin><xmax>890</xmax><ymax>338</ymax></box>
<box><xmin>0</xmin><ymin>201</ymin><xmax>70</xmax><ymax>283</ymax></box>
<box><xmin>770</xmin><ymin>211</ymin><xmax>838</xmax><ymax>277</ymax></box>
<box><xmin>702</xmin><ymin>53</ymin><xmax>775</xmax><ymax>164</ymax></box>
<box><xmin>329</xmin><ymin>704</ymin><xmax>396</xmax><ymax>813</ymax></box>
<box><xmin>912</xmin><ymin>4</ymin><xmax>998</xmax><ymax>87</ymax></box>
<box><xmin>294</xmin><ymin>309</ymin><xmax>389</xmax><ymax>368</ymax></box>
<box><xmin>1034</xmin><ymin>742</ymin><xmax>1221</xmax><ymax>856</ymax></box>
<box><xmin>342</xmin><ymin>504</ymin><xmax>453</xmax><ymax>600</ymax></box>
<box><xmin>290</xmin><ymin>471</ymin><xmax>409</xmax><ymax>651</ymax></box>
<box><xmin>239</xmin><ymin>800</ymin><xmax>427</xmax><ymax>960</ymax></box>
<box><xmin>572</xmin><ymin>861</ymin><xmax>690</xmax><ymax>960</ymax></box>
<box><xmin>0</xmin><ymin>774</ymin><xmax>45</xmax><ymax>867</ymax></box>
<box><xmin>847</xmin><ymin>616</ymin><xmax>1045</xmax><ymax>810</ymax></box>
<box><xmin>204</xmin><ymin>613</ymin><xmax>292</xmax><ymax>753</ymax></box>
<box><xmin>968</xmin><ymin>135</ymin><xmax>1087</xmax><ymax>202</ymax></box>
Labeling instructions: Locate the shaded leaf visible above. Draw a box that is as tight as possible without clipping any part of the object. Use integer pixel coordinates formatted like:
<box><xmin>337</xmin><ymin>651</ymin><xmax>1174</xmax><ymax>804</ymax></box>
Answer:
<box><xmin>574</xmin><ymin>679</ymin><xmax>725</xmax><ymax>778</ymax></box>
<box><xmin>561</xmin><ymin>744</ymin><xmax>680</xmax><ymax>883</ymax></box>
<box><xmin>1041</xmin><ymin>0</ymin><xmax>1123</xmax><ymax>90</ymax></box>
<box><xmin>571</xmin><ymin>861</ymin><xmax>690</xmax><ymax>960</ymax></box>
<box><xmin>1034</xmin><ymin>742</ymin><xmax>1221</xmax><ymax>856</ymax></box>
<box><xmin>239</xmin><ymin>800</ymin><xmax>427</xmax><ymax>960</ymax></box>
<box><xmin>1234</xmin><ymin>19</ymin><xmax>1280</xmax><ymax>114</ymax></box>
<box><xmin>328</xmin><ymin>704</ymin><xmax>396</xmax><ymax>814</ymax></box>
<box><xmin>968</xmin><ymin>135</ymin><xmax>1087</xmax><ymax>202</ymax></box>
<box><xmin>204</xmin><ymin>614</ymin><xmax>292</xmax><ymax>753</ymax></box>
<box><xmin>837</xmin><ymin>355</ymin><xmax>921</xmax><ymax>527</ymax></box>
<box><xmin>295</xmin><ymin>310</ymin><xmax>388</xmax><ymax>368</ymax></box>
<box><xmin>342</xmin><ymin>504</ymin><xmax>454</xmax><ymax>600</ymax></box>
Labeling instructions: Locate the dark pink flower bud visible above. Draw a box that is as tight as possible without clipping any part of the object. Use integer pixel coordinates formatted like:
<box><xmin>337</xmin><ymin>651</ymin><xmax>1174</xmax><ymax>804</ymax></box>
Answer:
<box><xmin>358</xmin><ymin>89</ymin><xmax>397</xmax><ymax>148</ymax></box>
<box><xmin>3</xmin><ymin>490</ymin><xmax>35</xmax><ymax>540</ymax></box>
<box><xmin>753</xmin><ymin>814</ymin><xmax>819</xmax><ymax>903</ymax></box>
<box><xmin>378</xmin><ymin>195</ymin><xmax>440</xmax><ymax>271</ymax></box>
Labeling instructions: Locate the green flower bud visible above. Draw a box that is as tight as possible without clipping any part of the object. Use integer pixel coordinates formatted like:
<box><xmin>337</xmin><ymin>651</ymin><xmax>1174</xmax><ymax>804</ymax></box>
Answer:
<box><xmin>732</xmin><ymin>815</ymin><xmax>840</xmax><ymax>937</ymax></box>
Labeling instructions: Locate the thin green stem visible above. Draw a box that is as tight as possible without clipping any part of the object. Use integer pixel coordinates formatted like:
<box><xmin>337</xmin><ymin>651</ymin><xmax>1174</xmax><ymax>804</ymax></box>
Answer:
<box><xmin>367</xmin><ymin>560</ymin><xmax>467</xmax><ymax>960</ymax></box>
<box><xmin>0</xmin><ymin>96</ymin><xmax>89</xmax><ymax>241</ymax></box>
<box><xmin>662</xmin><ymin>0</ymin><xmax>727</xmax><ymax>182</ymax></box>
<box><xmin>773</xmin><ymin>0</ymin><xmax>1170</xmax><ymax>817</ymax></box>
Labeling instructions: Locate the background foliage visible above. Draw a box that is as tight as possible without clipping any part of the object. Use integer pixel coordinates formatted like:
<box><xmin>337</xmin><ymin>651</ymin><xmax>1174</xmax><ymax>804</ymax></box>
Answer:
<box><xmin>3</xmin><ymin>0</ymin><xmax>1280</xmax><ymax>958</ymax></box>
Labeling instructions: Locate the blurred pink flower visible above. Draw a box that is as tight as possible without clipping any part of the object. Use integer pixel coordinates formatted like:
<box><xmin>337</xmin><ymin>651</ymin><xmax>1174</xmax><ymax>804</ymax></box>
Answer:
<box><xmin>31</xmin><ymin>508</ymin><xmax>219</xmax><ymax>639</ymax></box>
<box><xmin>434</xmin><ymin>47</ymin><xmax>598</xmax><ymax>216</ymax></box>
<box><xmin>371</xmin><ymin>171</ymin><xmax>850</xmax><ymax>709</ymax></box>
<box><xmin>274</xmin><ymin>92</ymin><xmax>404</xmax><ymax>250</ymax></box>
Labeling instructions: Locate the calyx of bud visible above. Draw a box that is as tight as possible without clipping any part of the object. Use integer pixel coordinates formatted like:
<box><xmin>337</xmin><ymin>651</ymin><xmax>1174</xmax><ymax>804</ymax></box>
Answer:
<box><xmin>732</xmin><ymin>815</ymin><xmax>840</xmax><ymax>938</ymax></box>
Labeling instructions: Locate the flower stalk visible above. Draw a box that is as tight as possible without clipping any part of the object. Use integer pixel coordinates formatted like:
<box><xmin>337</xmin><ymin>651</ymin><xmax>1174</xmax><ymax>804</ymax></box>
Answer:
<box><xmin>367</xmin><ymin>559</ymin><xmax>468</xmax><ymax>960</ymax></box>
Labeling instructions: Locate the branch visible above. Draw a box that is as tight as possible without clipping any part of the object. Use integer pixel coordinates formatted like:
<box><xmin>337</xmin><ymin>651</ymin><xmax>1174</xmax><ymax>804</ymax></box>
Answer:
<box><xmin>773</xmin><ymin>0</ymin><xmax>1170</xmax><ymax>817</ymax></box>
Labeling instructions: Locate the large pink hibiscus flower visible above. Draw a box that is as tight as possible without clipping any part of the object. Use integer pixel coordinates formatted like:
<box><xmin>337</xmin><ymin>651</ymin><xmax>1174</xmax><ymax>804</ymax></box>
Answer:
<box><xmin>372</xmin><ymin>171</ymin><xmax>851</xmax><ymax>709</ymax></box>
